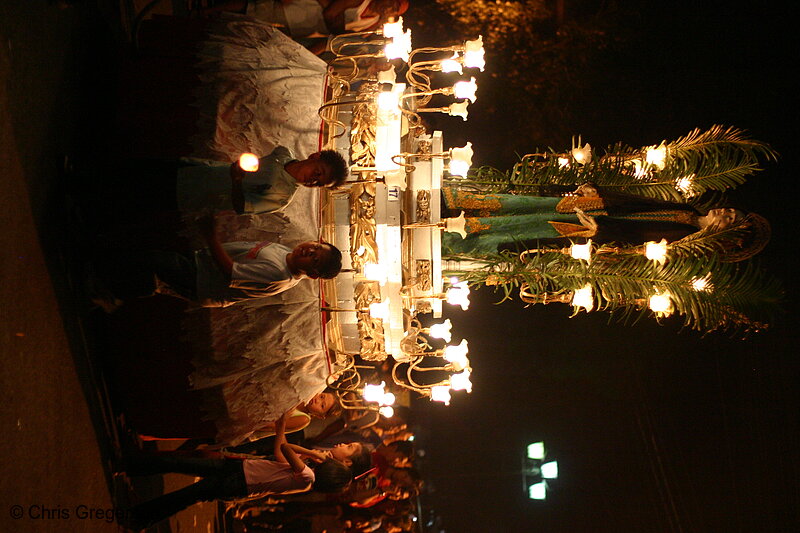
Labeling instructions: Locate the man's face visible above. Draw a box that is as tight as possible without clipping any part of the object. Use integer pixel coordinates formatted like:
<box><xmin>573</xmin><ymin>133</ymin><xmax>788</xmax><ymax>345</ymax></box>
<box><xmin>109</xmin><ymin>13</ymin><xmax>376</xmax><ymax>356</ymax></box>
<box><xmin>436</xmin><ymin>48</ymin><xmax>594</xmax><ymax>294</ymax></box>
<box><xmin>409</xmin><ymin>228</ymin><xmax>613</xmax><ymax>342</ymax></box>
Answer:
<box><xmin>291</xmin><ymin>242</ymin><xmax>332</xmax><ymax>278</ymax></box>
<box><xmin>292</xmin><ymin>153</ymin><xmax>333</xmax><ymax>187</ymax></box>
<box><xmin>306</xmin><ymin>392</ymin><xmax>335</xmax><ymax>418</ymax></box>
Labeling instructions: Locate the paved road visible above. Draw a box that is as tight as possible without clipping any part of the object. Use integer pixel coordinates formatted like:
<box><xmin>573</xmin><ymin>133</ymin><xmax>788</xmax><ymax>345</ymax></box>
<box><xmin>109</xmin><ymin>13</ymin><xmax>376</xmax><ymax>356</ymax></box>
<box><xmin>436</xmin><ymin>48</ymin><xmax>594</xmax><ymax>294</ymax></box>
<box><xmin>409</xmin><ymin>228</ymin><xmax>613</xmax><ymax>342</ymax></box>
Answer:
<box><xmin>1</xmin><ymin>1</ymin><xmax>216</xmax><ymax>531</ymax></box>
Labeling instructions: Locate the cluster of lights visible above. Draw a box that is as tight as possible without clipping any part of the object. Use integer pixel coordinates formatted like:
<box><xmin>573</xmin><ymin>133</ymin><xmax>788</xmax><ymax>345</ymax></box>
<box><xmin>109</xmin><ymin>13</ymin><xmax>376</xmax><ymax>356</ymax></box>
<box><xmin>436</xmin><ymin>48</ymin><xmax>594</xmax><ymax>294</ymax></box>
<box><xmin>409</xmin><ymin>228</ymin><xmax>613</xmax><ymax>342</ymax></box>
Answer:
<box><xmin>362</xmin><ymin>381</ymin><xmax>397</xmax><ymax>417</ymax></box>
<box><xmin>376</xmin><ymin>20</ymin><xmax>484</xmax><ymax>178</ymax></box>
<box><xmin>625</xmin><ymin>144</ymin><xmax>669</xmax><ymax>179</ymax></box>
<box><xmin>526</xmin><ymin>441</ymin><xmax>559</xmax><ymax>501</ymax></box>
<box><xmin>382</xmin><ymin>18</ymin><xmax>412</xmax><ymax>62</ymax></box>
<box><xmin>675</xmin><ymin>173</ymin><xmax>697</xmax><ymax>196</ymax></box>
<box><xmin>556</xmin><ymin>141</ymin><xmax>592</xmax><ymax>168</ymax></box>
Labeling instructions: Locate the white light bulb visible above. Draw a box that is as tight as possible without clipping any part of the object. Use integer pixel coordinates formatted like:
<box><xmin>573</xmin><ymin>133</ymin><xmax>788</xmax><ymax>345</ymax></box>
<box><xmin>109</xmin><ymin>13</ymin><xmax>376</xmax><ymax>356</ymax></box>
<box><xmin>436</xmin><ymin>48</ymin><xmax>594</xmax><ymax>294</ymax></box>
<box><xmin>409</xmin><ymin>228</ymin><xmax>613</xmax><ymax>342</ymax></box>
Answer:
<box><xmin>238</xmin><ymin>153</ymin><xmax>259</xmax><ymax>172</ymax></box>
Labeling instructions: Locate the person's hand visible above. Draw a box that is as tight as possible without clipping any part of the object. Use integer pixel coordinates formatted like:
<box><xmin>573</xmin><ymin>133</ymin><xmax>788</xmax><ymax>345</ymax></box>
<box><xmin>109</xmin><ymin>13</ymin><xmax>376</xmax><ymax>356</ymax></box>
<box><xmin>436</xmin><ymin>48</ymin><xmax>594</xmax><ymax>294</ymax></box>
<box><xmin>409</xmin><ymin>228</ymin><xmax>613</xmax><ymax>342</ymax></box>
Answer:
<box><xmin>574</xmin><ymin>183</ymin><xmax>599</xmax><ymax>197</ymax></box>
<box><xmin>311</xmin><ymin>450</ymin><xmax>330</xmax><ymax>463</ymax></box>
<box><xmin>574</xmin><ymin>208</ymin><xmax>598</xmax><ymax>232</ymax></box>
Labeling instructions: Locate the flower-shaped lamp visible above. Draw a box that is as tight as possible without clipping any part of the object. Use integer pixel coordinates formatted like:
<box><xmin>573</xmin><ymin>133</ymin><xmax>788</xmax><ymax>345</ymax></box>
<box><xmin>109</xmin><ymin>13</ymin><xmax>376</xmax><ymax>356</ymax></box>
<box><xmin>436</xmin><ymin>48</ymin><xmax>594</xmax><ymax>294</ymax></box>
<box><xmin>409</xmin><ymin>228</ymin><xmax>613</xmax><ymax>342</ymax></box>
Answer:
<box><xmin>648</xmin><ymin>292</ymin><xmax>673</xmax><ymax>316</ymax></box>
<box><xmin>569</xmin><ymin>240</ymin><xmax>592</xmax><ymax>262</ymax></box>
<box><xmin>427</xmin><ymin>319</ymin><xmax>453</xmax><ymax>342</ymax></box>
<box><xmin>644</xmin><ymin>239</ymin><xmax>668</xmax><ymax>264</ymax></box>
<box><xmin>363</xmin><ymin>382</ymin><xmax>386</xmax><ymax>403</ymax></box>
<box><xmin>453</xmin><ymin>77</ymin><xmax>478</xmax><ymax>102</ymax></box>
<box><xmin>382</xmin><ymin>392</ymin><xmax>396</xmax><ymax>406</ymax></box>
<box><xmin>384</xmin><ymin>29</ymin><xmax>412</xmax><ymax>62</ymax></box>
<box><xmin>430</xmin><ymin>385</ymin><xmax>452</xmax><ymax>405</ymax></box>
<box><xmin>382</xmin><ymin>18</ymin><xmax>405</xmax><ymax>39</ymax></box>
<box><xmin>441</xmin><ymin>52</ymin><xmax>463</xmax><ymax>74</ymax></box>
<box><xmin>444</xmin><ymin>211</ymin><xmax>467</xmax><ymax>239</ymax></box>
<box><xmin>571</xmin><ymin>284</ymin><xmax>594</xmax><ymax>312</ymax></box>
<box><xmin>691</xmin><ymin>276</ymin><xmax>712</xmax><ymax>292</ymax></box>
<box><xmin>445</xmin><ymin>284</ymin><xmax>471</xmax><ymax>310</ymax></box>
<box><xmin>449</xmin><ymin>369</ymin><xmax>473</xmax><ymax>392</ymax></box>
<box><xmin>463</xmin><ymin>36</ymin><xmax>485</xmax><ymax>70</ymax></box>
<box><xmin>571</xmin><ymin>143</ymin><xmax>592</xmax><ymax>164</ymax></box>
<box><xmin>448</xmin><ymin>100</ymin><xmax>469</xmax><ymax>120</ymax></box>
<box><xmin>443</xmin><ymin>339</ymin><xmax>469</xmax><ymax>363</ymax></box>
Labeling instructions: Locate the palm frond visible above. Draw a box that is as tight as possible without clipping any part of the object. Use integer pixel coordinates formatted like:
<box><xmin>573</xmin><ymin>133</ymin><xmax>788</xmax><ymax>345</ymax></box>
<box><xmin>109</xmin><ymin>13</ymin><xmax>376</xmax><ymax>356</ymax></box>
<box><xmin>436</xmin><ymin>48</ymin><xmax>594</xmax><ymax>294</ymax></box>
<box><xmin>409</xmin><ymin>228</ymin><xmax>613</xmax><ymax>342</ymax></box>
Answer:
<box><xmin>452</xmin><ymin>126</ymin><xmax>777</xmax><ymax>202</ymax></box>
<box><xmin>444</xmin><ymin>249</ymin><xmax>783</xmax><ymax>335</ymax></box>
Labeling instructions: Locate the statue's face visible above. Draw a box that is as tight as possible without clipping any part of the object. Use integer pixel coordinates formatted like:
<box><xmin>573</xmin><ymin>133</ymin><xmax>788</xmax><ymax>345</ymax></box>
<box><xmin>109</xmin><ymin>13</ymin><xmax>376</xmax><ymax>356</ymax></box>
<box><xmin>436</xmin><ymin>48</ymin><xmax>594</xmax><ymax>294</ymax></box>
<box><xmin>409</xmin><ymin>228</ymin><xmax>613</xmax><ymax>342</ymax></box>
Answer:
<box><xmin>705</xmin><ymin>208</ymin><xmax>741</xmax><ymax>230</ymax></box>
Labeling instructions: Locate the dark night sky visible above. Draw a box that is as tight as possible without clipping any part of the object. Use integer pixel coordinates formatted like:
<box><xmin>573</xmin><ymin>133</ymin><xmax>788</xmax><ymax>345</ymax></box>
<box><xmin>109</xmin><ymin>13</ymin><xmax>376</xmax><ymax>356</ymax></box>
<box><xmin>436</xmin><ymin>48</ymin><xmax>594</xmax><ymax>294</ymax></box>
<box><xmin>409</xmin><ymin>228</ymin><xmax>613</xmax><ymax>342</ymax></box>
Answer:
<box><xmin>409</xmin><ymin>2</ymin><xmax>800</xmax><ymax>532</ymax></box>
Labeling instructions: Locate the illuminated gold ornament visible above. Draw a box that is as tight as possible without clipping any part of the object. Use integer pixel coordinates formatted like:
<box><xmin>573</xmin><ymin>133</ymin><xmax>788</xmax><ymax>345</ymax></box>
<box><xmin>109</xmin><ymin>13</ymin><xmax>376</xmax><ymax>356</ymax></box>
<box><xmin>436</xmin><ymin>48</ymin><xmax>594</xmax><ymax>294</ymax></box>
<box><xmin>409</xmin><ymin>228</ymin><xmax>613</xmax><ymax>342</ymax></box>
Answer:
<box><xmin>628</xmin><ymin>158</ymin><xmax>648</xmax><ymax>178</ymax></box>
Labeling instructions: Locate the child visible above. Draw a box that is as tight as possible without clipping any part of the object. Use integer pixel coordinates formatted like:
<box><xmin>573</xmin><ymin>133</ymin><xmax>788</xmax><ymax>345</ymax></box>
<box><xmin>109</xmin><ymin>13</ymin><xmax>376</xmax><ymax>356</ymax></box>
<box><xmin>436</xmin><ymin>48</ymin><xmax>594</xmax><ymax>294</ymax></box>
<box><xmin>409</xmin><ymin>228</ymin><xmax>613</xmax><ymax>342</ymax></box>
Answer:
<box><xmin>92</xmin><ymin>214</ymin><xmax>343</xmax><ymax>309</ymax></box>
<box><xmin>122</xmin><ymin>414</ymin><xmax>353</xmax><ymax>530</ymax></box>
<box><xmin>177</xmin><ymin>145</ymin><xmax>348</xmax><ymax>215</ymax></box>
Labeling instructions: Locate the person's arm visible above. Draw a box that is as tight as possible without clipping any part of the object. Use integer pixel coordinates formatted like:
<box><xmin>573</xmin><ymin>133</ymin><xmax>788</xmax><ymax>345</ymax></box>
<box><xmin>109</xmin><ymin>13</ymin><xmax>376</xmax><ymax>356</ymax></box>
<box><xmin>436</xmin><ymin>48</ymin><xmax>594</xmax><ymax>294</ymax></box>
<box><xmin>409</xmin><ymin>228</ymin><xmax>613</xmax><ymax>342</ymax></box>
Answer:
<box><xmin>280</xmin><ymin>443</ymin><xmax>310</xmax><ymax>474</ymax></box>
<box><xmin>276</xmin><ymin>412</ymin><xmax>312</xmax><ymax>474</ymax></box>
<box><xmin>197</xmin><ymin>214</ymin><xmax>234</xmax><ymax>276</ymax></box>
<box><xmin>230</xmin><ymin>163</ymin><xmax>246</xmax><ymax>214</ymax></box>
<box><xmin>284</xmin><ymin>443</ymin><xmax>329</xmax><ymax>463</ymax></box>
<box><xmin>274</xmin><ymin>412</ymin><xmax>289</xmax><ymax>462</ymax></box>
